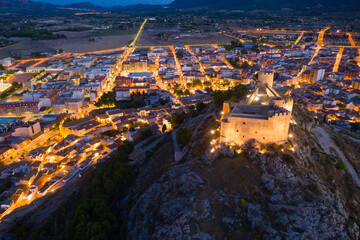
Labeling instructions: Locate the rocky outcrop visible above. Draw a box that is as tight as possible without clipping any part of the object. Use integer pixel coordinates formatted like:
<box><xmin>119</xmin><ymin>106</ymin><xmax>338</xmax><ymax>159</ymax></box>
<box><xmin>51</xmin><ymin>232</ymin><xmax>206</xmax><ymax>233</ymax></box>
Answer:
<box><xmin>125</xmin><ymin>108</ymin><xmax>360</xmax><ymax>239</ymax></box>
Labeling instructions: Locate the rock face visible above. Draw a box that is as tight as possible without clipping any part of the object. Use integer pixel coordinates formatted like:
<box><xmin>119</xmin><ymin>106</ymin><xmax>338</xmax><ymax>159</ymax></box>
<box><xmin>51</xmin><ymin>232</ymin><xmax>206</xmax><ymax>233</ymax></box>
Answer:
<box><xmin>124</xmin><ymin>111</ymin><xmax>360</xmax><ymax>239</ymax></box>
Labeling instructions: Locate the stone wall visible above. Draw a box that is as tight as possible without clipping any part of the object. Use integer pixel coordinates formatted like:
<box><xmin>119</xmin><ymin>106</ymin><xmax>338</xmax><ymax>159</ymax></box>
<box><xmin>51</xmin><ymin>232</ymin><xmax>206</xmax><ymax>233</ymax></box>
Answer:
<box><xmin>220</xmin><ymin>111</ymin><xmax>291</xmax><ymax>146</ymax></box>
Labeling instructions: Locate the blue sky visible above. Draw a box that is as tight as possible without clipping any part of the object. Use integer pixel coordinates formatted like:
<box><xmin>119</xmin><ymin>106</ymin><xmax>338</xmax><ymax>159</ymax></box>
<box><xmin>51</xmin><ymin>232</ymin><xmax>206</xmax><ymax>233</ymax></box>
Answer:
<box><xmin>37</xmin><ymin>0</ymin><xmax>173</xmax><ymax>7</ymax></box>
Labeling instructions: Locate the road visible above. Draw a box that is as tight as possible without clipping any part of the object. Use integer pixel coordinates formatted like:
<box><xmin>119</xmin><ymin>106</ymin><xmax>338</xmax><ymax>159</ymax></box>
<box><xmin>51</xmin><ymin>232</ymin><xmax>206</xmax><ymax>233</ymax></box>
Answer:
<box><xmin>184</xmin><ymin>45</ymin><xmax>211</xmax><ymax>81</ymax></box>
<box><xmin>347</xmin><ymin>33</ymin><xmax>360</xmax><ymax>67</ymax></box>
<box><xmin>332</xmin><ymin>47</ymin><xmax>344</xmax><ymax>73</ymax></box>
<box><xmin>293</xmin><ymin>31</ymin><xmax>304</xmax><ymax>47</ymax></box>
<box><xmin>308</xmin><ymin>26</ymin><xmax>330</xmax><ymax>66</ymax></box>
<box><xmin>219</xmin><ymin>32</ymin><xmax>245</xmax><ymax>43</ymax></box>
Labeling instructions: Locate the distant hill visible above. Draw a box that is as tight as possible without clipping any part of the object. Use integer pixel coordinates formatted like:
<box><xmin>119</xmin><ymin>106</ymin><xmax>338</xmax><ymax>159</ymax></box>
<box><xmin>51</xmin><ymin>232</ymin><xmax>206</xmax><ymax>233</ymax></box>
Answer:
<box><xmin>0</xmin><ymin>0</ymin><xmax>58</xmax><ymax>14</ymax></box>
<box><xmin>62</xmin><ymin>2</ymin><xmax>104</xmax><ymax>11</ymax></box>
<box><xmin>170</xmin><ymin>0</ymin><xmax>360</xmax><ymax>11</ymax></box>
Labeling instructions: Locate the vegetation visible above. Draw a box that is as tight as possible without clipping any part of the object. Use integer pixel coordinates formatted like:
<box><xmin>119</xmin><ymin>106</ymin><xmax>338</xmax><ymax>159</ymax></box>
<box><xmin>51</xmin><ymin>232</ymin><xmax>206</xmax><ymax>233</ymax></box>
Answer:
<box><xmin>213</xmin><ymin>84</ymin><xmax>247</xmax><ymax>109</ymax></box>
<box><xmin>177</xmin><ymin>127</ymin><xmax>192</xmax><ymax>145</ymax></box>
<box><xmin>1</xmin><ymin>27</ymin><xmax>66</xmax><ymax>40</ymax></box>
<box><xmin>337</xmin><ymin>103</ymin><xmax>347</xmax><ymax>109</ymax></box>
<box><xmin>0</xmin><ymin>82</ymin><xmax>21</xmax><ymax>100</ymax></box>
<box><xmin>141</xmin><ymin>129</ymin><xmax>153</xmax><ymax>140</ymax></box>
<box><xmin>282</xmin><ymin>154</ymin><xmax>295</xmax><ymax>165</ymax></box>
<box><xmin>196</xmin><ymin>102</ymin><xmax>207</xmax><ymax>113</ymax></box>
<box><xmin>223</xmin><ymin>41</ymin><xmax>243</xmax><ymax>51</ymax></box>
<box><xmin>239</xmin><ymin>198</ymin><xmax>248</xmax><ymax>208</ymax></box>
<box><xmin>176</xmin><ymin>50</ymin><xmax>184</xmax><ymax>58</ymax></box>
<box><xmin>10</xmin><ymin>142</ymin><xmax>135</xmax><ymax>240</ymax></box>
<box><xmin>351</xmin><ymin>123</ymin><xmax>360</xmax><ymax>132</ymax></box>
<box><xmin>335</xmin><ymin>161</ymin><xmax>346</xmax><ymax>170</ymax></box>
<box><xmin>63</xmin><ymin>27</ymin><xmax>92</xmax><ymax>32</ymax></box>
<box><xmin>94</xmin><ymin>92</ymin><xmax>116</xmax><ymax>108</ymax></box>
<box><xmin>100</xmin><ymin>130</ymin><xmax>119</xmax><ymax>138</ymax></box>
<box><xmin>0</xmin><ymin>179</ymin><xmax>12</xmax><ymax>195</ymax></box>
<box><xmin>0</xmin><ymin>38</ymin><xmax>17</xmax><ymax>48</ymax></box>
<box><xmin>171</xmin><ymin>111</ymin><xmax>186</xmax><ymax>128</ymax></box>
<box><xmin>162</xmin><ymin>124</ymin><xmax>167</xmax><ymax>133</ymax></box>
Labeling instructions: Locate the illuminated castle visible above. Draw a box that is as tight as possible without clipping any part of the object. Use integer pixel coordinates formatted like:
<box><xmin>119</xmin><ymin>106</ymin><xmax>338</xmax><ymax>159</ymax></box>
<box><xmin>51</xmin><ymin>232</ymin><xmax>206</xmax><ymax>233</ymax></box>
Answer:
<box><xmin>220</xmin><ymin>69</ymin><xmax>293</xmax><ymax>146</ymax></box>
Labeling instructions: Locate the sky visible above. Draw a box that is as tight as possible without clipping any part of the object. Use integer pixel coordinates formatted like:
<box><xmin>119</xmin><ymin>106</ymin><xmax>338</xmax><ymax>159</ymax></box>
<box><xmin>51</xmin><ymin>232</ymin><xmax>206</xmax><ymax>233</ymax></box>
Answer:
<box><xmin>37</xmin><ymin>0</ymin><xmax>173</xmax><ymax>7</ymax></box>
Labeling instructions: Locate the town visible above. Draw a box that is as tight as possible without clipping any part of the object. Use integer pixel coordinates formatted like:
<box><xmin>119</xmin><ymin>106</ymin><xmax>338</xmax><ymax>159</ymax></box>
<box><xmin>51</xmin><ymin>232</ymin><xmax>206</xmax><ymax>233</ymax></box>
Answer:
<box><xmin>0</xmin><ymin>14</ymin><xmax>360</xmax><ymax>233</ymax></box>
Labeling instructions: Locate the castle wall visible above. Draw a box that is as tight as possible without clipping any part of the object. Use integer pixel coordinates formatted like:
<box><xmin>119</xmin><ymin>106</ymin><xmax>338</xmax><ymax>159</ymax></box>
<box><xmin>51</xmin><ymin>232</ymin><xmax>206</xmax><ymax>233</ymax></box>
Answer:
<box><xmin>220</xmin><ymin>112</ymin><xmax>291</xmax><ymax>146</ymax></box>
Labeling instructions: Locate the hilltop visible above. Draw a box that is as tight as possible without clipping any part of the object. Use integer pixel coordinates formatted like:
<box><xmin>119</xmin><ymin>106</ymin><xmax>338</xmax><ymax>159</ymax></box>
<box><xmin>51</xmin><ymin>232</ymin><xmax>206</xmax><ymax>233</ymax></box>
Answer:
<box><xmin>9</xmin><ymin>103</ymin><xmax>360</xmax><ymax>239</ymax></box>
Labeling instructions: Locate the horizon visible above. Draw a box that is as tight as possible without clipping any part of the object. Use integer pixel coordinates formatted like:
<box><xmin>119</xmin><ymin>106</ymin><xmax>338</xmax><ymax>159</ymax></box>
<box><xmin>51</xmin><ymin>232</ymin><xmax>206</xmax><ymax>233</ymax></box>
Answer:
<box><xmin>35</xmin><ymin>0</ymin><xmax>174</xmax><ymax>7</ymax></box>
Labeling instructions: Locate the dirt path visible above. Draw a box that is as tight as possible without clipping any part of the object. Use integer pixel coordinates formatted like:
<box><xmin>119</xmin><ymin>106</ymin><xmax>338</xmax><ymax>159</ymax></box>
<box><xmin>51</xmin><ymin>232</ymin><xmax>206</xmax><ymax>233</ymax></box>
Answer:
<box><xmin>313</xmin><ymin>126</ymin><xmax>360</xmax><ymax>188</ymax></box>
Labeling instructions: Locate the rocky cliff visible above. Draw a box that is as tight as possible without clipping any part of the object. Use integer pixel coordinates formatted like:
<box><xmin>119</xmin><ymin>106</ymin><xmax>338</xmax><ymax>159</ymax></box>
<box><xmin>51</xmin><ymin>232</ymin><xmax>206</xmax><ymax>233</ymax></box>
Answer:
<box><xmin>123</xmin><ymin>105</ymin><xmax>360</xmax><ymax>239</ymax></box>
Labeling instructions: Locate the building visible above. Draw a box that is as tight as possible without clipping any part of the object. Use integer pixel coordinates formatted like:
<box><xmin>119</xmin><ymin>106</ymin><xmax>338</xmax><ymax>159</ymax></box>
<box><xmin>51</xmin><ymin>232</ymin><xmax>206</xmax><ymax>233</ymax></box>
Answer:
<box><xmin>115</xmin><ymin>88</ymin><xmax>131</xmax><ymax>101</ymax></box>
<box><xmin>220</xmin><ymin>69</ymin><xmax>292</xmax><ymax>146</ymax></box>
<box><xmin>12</xmin><ymin>122</ymin><xmax>41</xmax><ymax>138</ymax></box>
<box><xmin>0</xmin><ymin>101</ymin><xmax>40</xmax><ymax>116</ymax></box>
<box><xmin>0</xmin><ymin>57</ymin><xmax>15</xmax><ymax>67</ymax></box>
<box><xmin>351</xmin><ymin>79</ymin><xmax>360</xmax><ymax>90</ymax></box>
<box><xmin>220</xmin><ymin>98</ymin><xmax>291</xmax><ymax>146</ymax></box>
<box><xmin>310</xmin><ymin>68</ymin><xmax>325</xmax><ymax>84</ymax></box>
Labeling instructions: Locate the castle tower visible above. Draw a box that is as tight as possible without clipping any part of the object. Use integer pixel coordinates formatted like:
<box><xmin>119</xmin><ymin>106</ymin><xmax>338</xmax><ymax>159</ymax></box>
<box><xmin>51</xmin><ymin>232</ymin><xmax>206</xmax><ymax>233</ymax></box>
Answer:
<box><xmin>258</xmin><ymin>69</ymin><xmax>274</xmax><ymax>87</ymax></box>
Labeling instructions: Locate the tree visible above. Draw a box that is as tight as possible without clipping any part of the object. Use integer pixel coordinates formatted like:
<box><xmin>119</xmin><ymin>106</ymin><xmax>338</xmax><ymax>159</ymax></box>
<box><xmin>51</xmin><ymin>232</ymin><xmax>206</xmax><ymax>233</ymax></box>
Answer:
<box><xmin>337</xmin><ymin>103</ymin><xmax>347</xmax><ymax>109</ymax></box>
<box><xmin>177</xmin><ymin>127</ymin><xmax>192</xmax><ymax>145</ymax></box>
<box><xmin>234</xmin><ymin>84</ymin><xmax>247</xmax><ymax>98</ymax></box>
<box><xmin>162</xmin><ymin>124</ymin><xmax>167</xmax><ymax>133</ymax></box>
<box><xmin>0</xmin><ymin>64</ymin><xmax>4</xmax><ymax>70</ymax></box>
<box><xmin>141</xmin><ymin>129</ymin><xmax>153</xmax><ymax>140</ymax></box>
<box><xmin>203</xmin><ymin>81</ymin><xmax>211</xmax><ymax>87</ymax></box>
<box><xmin>229</xmin><ymin>96</ymin><xmax>237</xmax><ymax>102</ymax></box>
<box><xmin>193</xmin><ymin>79</ymin><xmax>202</xmax><ymax>89</ymax></box>
<box><xmin>196</xmin><ymin>102</ymin><xmax>206</xmax><ymax>113</ymax></box>
<box><xmin>241</xmin><ymin>62</ymin><xmax>250</xmax><ymax>69</ymax></box>
<box><xmin>171</xmin><ymin>112</ymin><xmax>185</xmax><ymax>128</ymax></box>
<box><xmin>176</xmin><ymin>50</ymin><xmax>184</xmax><ymax>59</ymax></box>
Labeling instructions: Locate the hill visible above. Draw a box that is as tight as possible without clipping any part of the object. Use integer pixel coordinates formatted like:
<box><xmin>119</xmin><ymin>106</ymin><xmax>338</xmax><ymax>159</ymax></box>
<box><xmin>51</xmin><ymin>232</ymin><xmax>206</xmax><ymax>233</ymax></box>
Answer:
<box><xmin>62</xmin><ymin>2</ymin><xmax>104</xmax><ymax>11</ymax></box>
<box><xmin>6</xmin><ymin>103</ymin><xmax>360</xmax><ymax>239</ymax></box>
<box><xmin>170</xmin><ymin>0</ymin><xmax>360</xmax><ymax>11</ymax></box>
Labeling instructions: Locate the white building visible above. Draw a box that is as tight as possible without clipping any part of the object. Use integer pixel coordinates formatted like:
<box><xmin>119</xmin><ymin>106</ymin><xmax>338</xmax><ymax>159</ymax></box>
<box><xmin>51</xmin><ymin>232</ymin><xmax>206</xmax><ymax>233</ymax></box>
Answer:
<box><xmin>0</xmin><ymin>57</ymin><xmax>15</xmax><ymax>67</ymax></box>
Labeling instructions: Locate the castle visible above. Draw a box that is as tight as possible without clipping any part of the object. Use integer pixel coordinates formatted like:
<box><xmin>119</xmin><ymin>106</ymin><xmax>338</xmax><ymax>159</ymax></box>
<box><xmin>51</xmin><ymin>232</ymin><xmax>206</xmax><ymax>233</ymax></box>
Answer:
<box><xmin>220</xmin><ymin>69</ymin><xmax>293</xmax><ymax>146</ymax></box>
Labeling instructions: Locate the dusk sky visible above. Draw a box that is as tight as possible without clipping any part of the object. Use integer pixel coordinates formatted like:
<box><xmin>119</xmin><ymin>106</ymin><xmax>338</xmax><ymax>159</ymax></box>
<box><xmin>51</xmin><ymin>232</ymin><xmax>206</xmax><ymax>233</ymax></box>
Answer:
<box><xmin>36</xmin><ymin>0</ymin><xmax>173</xmax><ymax>7</ymax></box>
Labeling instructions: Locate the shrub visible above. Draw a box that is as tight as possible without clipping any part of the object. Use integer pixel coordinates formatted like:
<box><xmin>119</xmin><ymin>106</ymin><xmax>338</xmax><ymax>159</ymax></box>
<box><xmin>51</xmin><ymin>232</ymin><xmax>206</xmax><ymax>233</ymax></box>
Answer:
<box><xmin>335</xmin><ymin>161</ymin><xmax>346</xmax><ymax>170</ymax></box>
<box><xmin>239</xmin><ymin>199</ymin><xmax>248</xmax><ymax>208</ymax></box>
<box><xmin>177</xmin><ymin>127</ymin><xmax>192</xmax><ymax>145</ymax></box>
<box><xmin>282</xmin><ymin>154</ymin><xmax>295</xmax><ymax>165</ymax></box>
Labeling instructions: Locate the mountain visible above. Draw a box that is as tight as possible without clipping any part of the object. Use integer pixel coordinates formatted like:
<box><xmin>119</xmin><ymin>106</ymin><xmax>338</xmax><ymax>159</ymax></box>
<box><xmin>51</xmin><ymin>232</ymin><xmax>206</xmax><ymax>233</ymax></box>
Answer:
<box><xmin>170</xmin><ymin>0</ymin><xmax>360</xmax><ymax>11</ymax></box>
<box><xmin>62</xmin><ymin>2</ymin><xmax>104</xmax><ymax>11</ymax></box>
<box><xmin>0</xmin><ymin>0</ymin><xmax>58</xmax><ymax>14</ymax></box>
